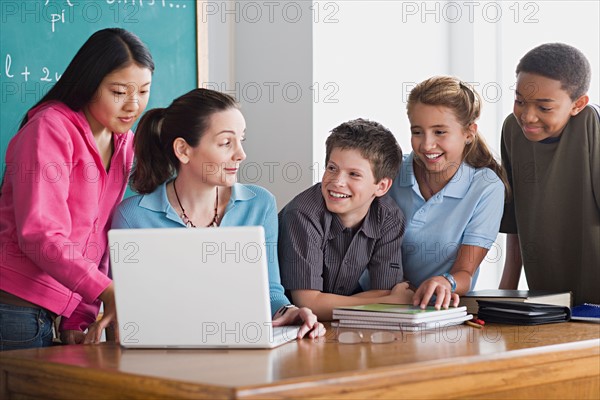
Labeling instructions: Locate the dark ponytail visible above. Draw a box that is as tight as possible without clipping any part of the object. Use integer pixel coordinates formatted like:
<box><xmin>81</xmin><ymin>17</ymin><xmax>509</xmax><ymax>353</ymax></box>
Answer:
<box><xmin>130</xmin><ymin>88</ymin><xmax>239</xmax><ymax>194</ymax></box>
<box><xmin>130</xmin><ymin>108</ymin><xmax>173</xmax><ymax>194</ymax></box>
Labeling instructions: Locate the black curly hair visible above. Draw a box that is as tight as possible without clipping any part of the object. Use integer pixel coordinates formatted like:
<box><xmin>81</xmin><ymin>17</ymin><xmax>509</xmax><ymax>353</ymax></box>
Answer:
<box><xmin>516</xmin><ymin>43</ymin><xmax>591</xmax><ymax>100</ymax></box>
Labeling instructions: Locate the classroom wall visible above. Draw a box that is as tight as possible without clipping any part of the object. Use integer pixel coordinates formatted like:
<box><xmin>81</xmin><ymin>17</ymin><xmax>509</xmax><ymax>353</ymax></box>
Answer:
<box><xmin>312</xmin><ymin>1</ymin><xmax>450</xmax><ymax>177</ymax></box>
<box><xmin>205</xmin><ymin>1</ymin><xmax>314</xmax><ymax>210</ymax></box>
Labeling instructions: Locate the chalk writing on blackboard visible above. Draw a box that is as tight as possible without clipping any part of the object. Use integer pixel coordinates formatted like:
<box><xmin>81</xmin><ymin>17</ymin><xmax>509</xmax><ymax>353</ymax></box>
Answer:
<box><xmin>43</xmin><ymin>0</ymin><xmax>187</xmax><ymax>32</ymax></box>
<box><xmin>1</xmin><ymin>0</ymin><xmax>198</xmax><ymax>179</ymax></box>
<box><xmin>2</xmin><ymin>54</ymin><xmax>62</xmax><ymax>83</ymax></box>
<box><xmin>1</xmin><ymin>0</ymin><xmax>190</xmax><ymax>83</ymax></box>
<box><xmin>1</xmin><ymin>0</ymin><xmax>189</xmax><ymax>34</ymax></box>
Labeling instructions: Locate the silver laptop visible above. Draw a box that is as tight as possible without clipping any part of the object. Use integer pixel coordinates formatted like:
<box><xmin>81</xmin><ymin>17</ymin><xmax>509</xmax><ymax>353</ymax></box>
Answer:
<box><xmin>108</xmin><ymin>226</ymin><xmax>299</xmax><ymax>349</ymax></box>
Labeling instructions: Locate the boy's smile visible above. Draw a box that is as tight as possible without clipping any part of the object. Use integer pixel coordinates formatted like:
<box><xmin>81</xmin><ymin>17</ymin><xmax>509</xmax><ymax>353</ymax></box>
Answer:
<box><xmin>328</xmin><ymin>190</ymin><xmax>351</xmax><ymax>199</ymax></box>
<box><xmin>321</xmin><ymin>148</ymin><xmax>390</xmax><ymax>229</ymax></box>
<box><xmin>513</xmin><ymin>72</ymin><xmax>587</xmax><ymax>141</ymax></box>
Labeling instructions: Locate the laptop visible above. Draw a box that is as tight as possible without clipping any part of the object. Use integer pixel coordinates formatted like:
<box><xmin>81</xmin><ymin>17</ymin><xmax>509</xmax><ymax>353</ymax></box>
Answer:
<box><xmin>108</xmin><ymin>226</ymin><xmax>300</xmax><ymax>349</ymax></box>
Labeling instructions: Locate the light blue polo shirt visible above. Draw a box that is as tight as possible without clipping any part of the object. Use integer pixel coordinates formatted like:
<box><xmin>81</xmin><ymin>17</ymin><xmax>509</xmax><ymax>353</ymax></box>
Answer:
<box><xmin>389</xmin><ymin>153</ymin><xmax>505</xmax><ymax>289</ymax></box>
<box><xmin>111</xmin><ymin>181</ymin><xmax>290</xmax><ymax>315</ymax></box>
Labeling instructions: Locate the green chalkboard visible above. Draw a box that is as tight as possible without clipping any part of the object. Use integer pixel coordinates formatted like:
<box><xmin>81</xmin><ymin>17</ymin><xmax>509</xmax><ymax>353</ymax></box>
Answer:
<box><xmin>0</xmin><ymin>0</ymin><xmax>198</xmax><ymax>175</ymax></box>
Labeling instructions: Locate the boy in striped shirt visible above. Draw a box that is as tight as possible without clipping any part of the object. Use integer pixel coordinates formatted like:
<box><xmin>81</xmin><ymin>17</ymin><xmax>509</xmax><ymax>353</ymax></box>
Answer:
<box><xmin>278</xmin><ymin>119</ymin><xmax>413</xmax><ymax>321</ymax></box>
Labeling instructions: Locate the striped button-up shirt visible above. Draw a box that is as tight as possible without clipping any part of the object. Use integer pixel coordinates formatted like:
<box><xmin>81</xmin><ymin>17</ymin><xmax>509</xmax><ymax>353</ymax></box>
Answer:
<box><xmin>278</xmin><ymin>184</ymin><xmax>405</xmax><ymax>295</ymax></box>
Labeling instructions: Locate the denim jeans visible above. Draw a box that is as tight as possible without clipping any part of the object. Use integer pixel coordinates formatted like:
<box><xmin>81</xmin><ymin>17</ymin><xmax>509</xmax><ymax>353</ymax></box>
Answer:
<box><xmin>0</xmin><ymin>303</ymin><xmax>54</xmax><ymax>351</ymax></box>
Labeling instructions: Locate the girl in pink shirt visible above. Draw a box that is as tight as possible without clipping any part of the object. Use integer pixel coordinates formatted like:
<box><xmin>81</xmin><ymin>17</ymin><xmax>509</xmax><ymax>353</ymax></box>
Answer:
<box><xmin>0</xmin><ymin>28</ymin><xmax>154</xmax><ymax>350</ymax></box>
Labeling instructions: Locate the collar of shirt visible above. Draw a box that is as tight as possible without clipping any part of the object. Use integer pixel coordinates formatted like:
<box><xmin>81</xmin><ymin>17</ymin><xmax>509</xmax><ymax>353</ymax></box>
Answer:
<box><xmin>138</xmin><ymin>181</ymin><xmax>256</xmax><ymax>225</ymax></box>
<box><xmin>398</xmin><ymin>152</ymin><xmax>475</xmax><ymax>201</ymax></box>
<box><xmin>326</xmin><ymin>198</ymin><xmax>381</xmax><ymax>241</ymax></box>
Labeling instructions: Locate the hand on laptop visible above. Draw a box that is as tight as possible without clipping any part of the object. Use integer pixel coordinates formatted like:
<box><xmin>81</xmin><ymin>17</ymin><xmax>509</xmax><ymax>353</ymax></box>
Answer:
<box><xmin>272</xmin><ymin>306</ymin><xmax>326</xmax><ymax>339</ymax></box>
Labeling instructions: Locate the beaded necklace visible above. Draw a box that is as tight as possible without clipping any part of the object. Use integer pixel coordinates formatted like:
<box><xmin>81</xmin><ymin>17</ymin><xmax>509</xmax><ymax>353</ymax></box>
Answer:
<box><xmin>173</xmin><ymin>179</ymin><xmax>220</xmax><ymax>228</ymax></box>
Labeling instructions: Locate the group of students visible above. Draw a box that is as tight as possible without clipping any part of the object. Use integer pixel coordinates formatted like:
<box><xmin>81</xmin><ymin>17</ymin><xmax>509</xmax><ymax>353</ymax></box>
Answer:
<box><xmin>0</xmin><ymin>28</ymin><xmax>598</xmax><ymax>351</ymax></box>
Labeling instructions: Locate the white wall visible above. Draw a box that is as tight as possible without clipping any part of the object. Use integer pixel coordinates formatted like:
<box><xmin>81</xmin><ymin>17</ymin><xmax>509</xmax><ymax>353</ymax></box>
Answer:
<box><xmin>205</xmin><ymin>1</ymin><xmax>314</xmax><ymax>209</ymax></box>
<box><xmin>205</xmin><ymin>0</ymin><xmax>599</xmax><ymax>290</ymax></box>
<box><xmin>312</xmin><ymin>1</ymin><xmax>449</xmax><ymax>173</ymax></box>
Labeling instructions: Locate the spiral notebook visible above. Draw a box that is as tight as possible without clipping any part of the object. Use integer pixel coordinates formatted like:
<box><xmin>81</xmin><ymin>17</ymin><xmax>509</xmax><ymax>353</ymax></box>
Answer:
<box><xmin>571</xmin><ymin>303</ymin><xmax>600</xmax><ymax>323</ymax></box>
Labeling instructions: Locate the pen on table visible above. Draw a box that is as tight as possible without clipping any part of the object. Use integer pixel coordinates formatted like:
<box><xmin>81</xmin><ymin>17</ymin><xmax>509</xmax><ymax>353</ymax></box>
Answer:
<box><xmin>465</xmin><ymin>320</ymin><xmax>483</xmax><ymax>329</ymax></box>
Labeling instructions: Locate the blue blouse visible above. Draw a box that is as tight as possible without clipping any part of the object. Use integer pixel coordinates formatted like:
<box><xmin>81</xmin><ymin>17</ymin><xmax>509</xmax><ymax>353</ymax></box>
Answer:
<box><xmin>389</xmin><ymin>153</ymin><xmax>505</xmax><ymax>289</ymax></box>
<box><xmin>111</xmin><ymin>181</ymin><xmax>290</xmax><ymax>315</ymax></box>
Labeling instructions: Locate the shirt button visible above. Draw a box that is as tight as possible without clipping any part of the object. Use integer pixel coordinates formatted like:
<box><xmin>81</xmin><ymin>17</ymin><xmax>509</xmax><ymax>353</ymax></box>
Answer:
<box><xmin>419</xmin><ymin>209</ymin><xmax>425</xmax><ymax>214</ymax></box>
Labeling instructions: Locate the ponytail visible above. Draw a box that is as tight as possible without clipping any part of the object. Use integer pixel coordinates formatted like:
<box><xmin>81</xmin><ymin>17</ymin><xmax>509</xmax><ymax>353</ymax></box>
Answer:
<box><xmin>464</xmin><ymin>135</ymin><xmax>511</xmax><ymax>200</ymax></box>
<box><xmin>130</xmin><ymin>108</ymin><xmax>174</xmax><ymax>194</ymax></box>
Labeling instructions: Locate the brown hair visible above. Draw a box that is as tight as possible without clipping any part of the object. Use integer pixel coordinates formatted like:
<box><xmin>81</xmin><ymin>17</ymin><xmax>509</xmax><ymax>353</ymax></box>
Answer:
<box><xmin>407</xmin><ymin>76</ymin><xmax>510</xmax><ymax>198</ymax></box>
<box><xmin>325</xmin><ymin>118</ymin><xmax>402</xmax><ymax>182</ymax></box>
<box><xmin>130</xmin><ymin>88</ymin><xmax>239</xmax><ymax>194</ymax></box>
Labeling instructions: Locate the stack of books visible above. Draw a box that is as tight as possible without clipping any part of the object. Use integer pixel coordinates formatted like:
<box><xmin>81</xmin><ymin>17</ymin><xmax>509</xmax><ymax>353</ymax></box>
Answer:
<box><xmin>458</xmin><ymin>290</ymin><xmax>572</xmax><ymax>315</ymax></box>
<box><xmin>332</xmin><ymin>304</ymin><xmax>472</xmax><ymax>332</ymax></box>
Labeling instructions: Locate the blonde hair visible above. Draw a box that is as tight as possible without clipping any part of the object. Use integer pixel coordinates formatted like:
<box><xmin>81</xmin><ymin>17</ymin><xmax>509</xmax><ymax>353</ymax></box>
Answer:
<box><xmin>407</xmin><ymin>76</ymin><xmax>510</xmax><ymax>198</ymax></box>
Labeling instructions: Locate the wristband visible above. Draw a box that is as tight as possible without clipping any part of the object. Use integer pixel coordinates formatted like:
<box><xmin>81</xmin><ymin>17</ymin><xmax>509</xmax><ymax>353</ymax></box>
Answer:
<box><xmin>440</xmin><ymin>273</ymin><xmax>457</xmax><ymax>292</ymax></box>
<box><xmin>276</xmin><ymin>304</ymin><xmax>296</xmax><ymax>316</ymax></box>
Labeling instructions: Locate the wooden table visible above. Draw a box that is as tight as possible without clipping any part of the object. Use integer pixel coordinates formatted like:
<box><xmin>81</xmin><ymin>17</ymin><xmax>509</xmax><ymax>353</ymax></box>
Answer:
<box><xmin>1</xmin><ymin>322</ymin><xmax>599</xmax><ymax>399</ymax></box>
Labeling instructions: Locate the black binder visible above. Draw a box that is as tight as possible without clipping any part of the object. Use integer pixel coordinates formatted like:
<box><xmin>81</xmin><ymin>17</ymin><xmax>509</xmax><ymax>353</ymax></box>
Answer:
<box><xmin>477</xmin><ymin>300</ymin><xmax>571</xmax><ymax>325</ymax></box>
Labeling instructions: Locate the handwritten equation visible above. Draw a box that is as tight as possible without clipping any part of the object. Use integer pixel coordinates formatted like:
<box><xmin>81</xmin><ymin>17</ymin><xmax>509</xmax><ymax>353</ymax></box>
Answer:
<box><xmin>0</xmin><ymin>0</ymin><xmax>190</xmax><ymax>34</ymax></box>
<box><xmin>46</xmin><ymin>0</ymin><xmax>189</xmax><ymax>32</ymax></box>
<box><xmin>1</xmin><ymin>53</ymin><xmax>61</xmax><ymax>84</ymax></box>
<box><xmin>0</xmin><ymin>0</ymin><xmax>190</xmax><ymax>86</ymax></box>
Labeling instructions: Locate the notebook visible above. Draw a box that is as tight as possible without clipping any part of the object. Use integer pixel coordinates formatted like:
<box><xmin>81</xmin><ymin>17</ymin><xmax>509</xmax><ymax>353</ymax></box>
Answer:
<box><xmin>333</xmin><ymin>304</ymin><xmax>468</xmax><ymax>322</ymax></box>
<box><xmin>108</xmin><ymin>226</ymin><xmax>299</xmax><ymax>349</ymax></box>
<box><xmin>336</xmin><ymin>314</ymin><xmax>473</xmax><ymax>332</ymax></box>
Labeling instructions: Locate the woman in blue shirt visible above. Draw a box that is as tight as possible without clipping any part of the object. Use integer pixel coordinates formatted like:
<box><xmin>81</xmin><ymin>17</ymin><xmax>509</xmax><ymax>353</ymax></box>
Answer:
<box><xmin>389</xmin><ymin>76</ymin><xmax>509</xmax><ymax>309</ymax></box>
<box><xmin>112</xmin><ymin>88</ymin><xmax>324</xmax><ymax>339</ymax></box>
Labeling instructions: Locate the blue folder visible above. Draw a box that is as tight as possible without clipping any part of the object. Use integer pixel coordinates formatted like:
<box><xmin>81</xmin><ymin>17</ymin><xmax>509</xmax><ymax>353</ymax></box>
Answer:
<box><xmin>571</xmin><ymin>303</ymin><xmax>600</xmax><ymax>323</ymax></box>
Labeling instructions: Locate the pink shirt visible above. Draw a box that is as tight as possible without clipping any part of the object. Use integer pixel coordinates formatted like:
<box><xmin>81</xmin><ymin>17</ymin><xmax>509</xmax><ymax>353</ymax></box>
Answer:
<box><xmin>0</xmin><ymin>101</ymin><xmax>134</xmax><ymax>331</ymax></box>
